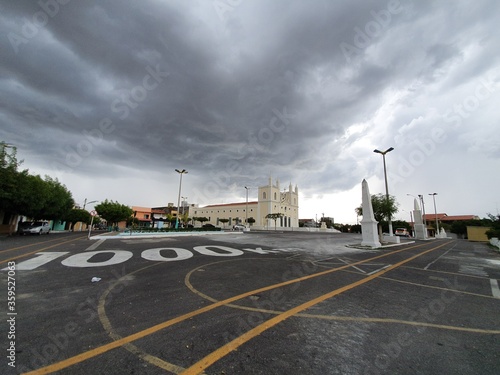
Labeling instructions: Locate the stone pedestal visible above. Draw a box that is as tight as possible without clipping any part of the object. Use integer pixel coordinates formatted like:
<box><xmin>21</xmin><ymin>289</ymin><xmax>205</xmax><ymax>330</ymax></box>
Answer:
<box><xmin>360</xmin><ymin>179</ymin><xmax>381</xmax><ymax>248</ymax></box>
<box><xmin>383</xmin><ymin>235</ymin><xmax>400</xmax><ymax>244</ymax></box>
<box><xmin>414</xmin><ymin>224</ymin><xmax>427</xmax><ymax>239</ymax></box>
<box><xmin>320</xmin><ymin>222</ymin><xmax>327</xmax><ymax>231</ymax></box>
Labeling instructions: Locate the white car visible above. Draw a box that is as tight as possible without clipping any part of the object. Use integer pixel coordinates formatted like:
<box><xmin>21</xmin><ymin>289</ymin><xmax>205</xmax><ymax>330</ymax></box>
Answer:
<box><xmin>22</xmin><ymin>221</ymin><xmax>51</xmax><ymax>235</ymax></box>
<box><xmin>233</xmin><ymin>224</ymin><xmax>246</xmax><ymax>231</ymax></box>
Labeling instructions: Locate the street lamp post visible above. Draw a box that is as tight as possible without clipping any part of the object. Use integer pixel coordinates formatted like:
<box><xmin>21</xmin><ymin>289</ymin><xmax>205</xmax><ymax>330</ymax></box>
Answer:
<box><xmin>83</xmin><ymin>198</ymin><xmax>98</xmax><ymax>210</ymax></box>
<box><xmin>374</xmin><ymin>147</ymin><xmax>394</xmax><ymax>236</ymax></box>
<box><xmin>175</xmin><ymin>169</ymin><xmax>188</xmax><ymax>229</ymax></box>
<box><xmin>244</xmin><ymin>186</ymin><xmax>250</xmax><ymax>227</ymax></box>
<box><xmin>429</xmin><ymin>193</ymin><xmax>439</xmax><ymax>236</ymax></box>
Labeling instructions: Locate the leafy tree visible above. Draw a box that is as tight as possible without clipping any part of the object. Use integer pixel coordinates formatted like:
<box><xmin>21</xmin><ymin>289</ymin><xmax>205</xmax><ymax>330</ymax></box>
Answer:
<box><xmin>355</xmin><ymin>194</ymin><xmax>399</xmax><ymax>238</ymax></box>
<box><xmin>192</xmin><ymin>217</ymin><xmax>209</xmax><ymax>226</ymax></box>
<box><xmin>219</xmin><ymin>218</ymin><xmax>229</xmax><ymax>227</ymax></box>
<box><xmin>180</xmin><ymin>212</ymin><xmax>190</xmax><ymax>227</ymax></box>
<box><xmin>38</xmin><ymin>176</ymin><xmax>74</xmax><ymax>220</ymax></box>
<box><xmin>485</xmin><ymin>213</ymin><xmax>500</xmax><ymax>239</ymax></box>
<box><xmin>95</xmin><ymin>200</ymin><xmax>133</xmax><ymax>226</ymax></box>
<box><xmin>64</xmin><ymin>209</ymin><xmax>91</xmax><ymax>229</ymax></box>
<box><xmin>247</xmin><ymin>217</ymin><xmax>255</xmax><ymax>226</ymax></box>
<box><xmin>266</xmin><ymin>213</ymin><xmax>283</xmax><ymax>230</ymax></box>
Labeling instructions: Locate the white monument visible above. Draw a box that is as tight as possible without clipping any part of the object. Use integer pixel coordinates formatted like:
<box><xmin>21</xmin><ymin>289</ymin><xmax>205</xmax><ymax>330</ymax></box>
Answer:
<box><xmin>436</xmin><ymin>227</ymin><xmax>447</xmax><ymax>238</ymax></box>
<box><xmin>360</xmin><ymin>179</ymin><xmax>381</xmax><ymax>248</ymax></box>
<box><xmin>412</xmin><ymin>198</ymin><xmax>427</xmax><ymax>240</ymax></box>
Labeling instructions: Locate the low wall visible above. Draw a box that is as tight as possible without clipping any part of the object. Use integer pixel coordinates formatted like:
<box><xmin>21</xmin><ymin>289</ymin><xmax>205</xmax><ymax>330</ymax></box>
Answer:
<box><xmin>467</xmin><ymin>226</ymin><xmax>491</xmax><ymax>242</ymax></box>
<box><xmin>250</xmin><ymin>226</ymin><xmax>340</xmax><ymax>233</ymax></box>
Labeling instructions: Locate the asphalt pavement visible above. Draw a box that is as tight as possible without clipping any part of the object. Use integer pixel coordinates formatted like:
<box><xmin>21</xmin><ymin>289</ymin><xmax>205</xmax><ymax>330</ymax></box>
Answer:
<box><xmin>0</xmin><ymin>231</ymin><xmax>499</xmax><ymax>374</ymax></box>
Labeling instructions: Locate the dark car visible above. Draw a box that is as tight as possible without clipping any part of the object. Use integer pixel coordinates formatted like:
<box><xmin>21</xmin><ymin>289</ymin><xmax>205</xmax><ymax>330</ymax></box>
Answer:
<box><xmin>202</xmin><ymin>223</ymin><xmax>216</xmax><ymax>228</ymax></box>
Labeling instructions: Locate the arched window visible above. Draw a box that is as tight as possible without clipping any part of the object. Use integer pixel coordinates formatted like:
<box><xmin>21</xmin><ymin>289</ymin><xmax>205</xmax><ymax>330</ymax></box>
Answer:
<box><xmin>263</xmin><ymin>192</ymin><xmax>267</xmax><ymax>199</ymax></box>
<box><xmin>274</xmin><ymin>192</ymin><xmax>277</xmax><ymax>200</ymax></box>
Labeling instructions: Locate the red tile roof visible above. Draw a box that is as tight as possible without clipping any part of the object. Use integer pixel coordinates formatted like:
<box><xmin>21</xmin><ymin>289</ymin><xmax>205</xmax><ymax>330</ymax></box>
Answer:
<box><xmin>423</xmin><ymin>213</ymin><xmax>478</xmax><ymax>221</ymax></box>
<box><xmin>202</xmin><ymin>201</ymin><xmax>258</xmax><ymax>208</ymax></box>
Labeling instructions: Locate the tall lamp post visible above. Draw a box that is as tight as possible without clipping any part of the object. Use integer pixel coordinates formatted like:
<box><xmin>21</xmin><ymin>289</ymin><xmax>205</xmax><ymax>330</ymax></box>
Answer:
<box><xmin>244</xmin><ymin>186</ymin><xmax>250</xmax><ymax>227</ymax></box>
<box><xmin>374</xmin><ymin>147</ymin><xmax>394</xmax><ymax>236</ymax></box>
<box><xmin>175</xmin><ymin>169</ymin><xmax>188</xmax><ymax>229</ymax></box>
<box><xmin>83</xmin><ymin>198</ymin><xmax>98</xmax><ymax>210</ymax></box>
<box><xmin>429</xmin><ymin>193</ymin><xmax>439</xmax><ymax>236</ymax></box>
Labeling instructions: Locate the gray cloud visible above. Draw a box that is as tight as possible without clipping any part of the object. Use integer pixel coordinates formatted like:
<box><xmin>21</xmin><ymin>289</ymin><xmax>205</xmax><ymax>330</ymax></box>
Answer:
<box><xmin>1</xmin><ymin>0</ymin><xmax>499</xmax><ymax>221</ymax></box>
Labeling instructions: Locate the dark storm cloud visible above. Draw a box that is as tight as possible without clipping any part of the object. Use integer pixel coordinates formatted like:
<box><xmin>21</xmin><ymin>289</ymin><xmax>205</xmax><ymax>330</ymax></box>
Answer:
<box><xmin>1</xmin><ymin>0</ymin><xmax>499</xmax><ymax>218</ymax></box>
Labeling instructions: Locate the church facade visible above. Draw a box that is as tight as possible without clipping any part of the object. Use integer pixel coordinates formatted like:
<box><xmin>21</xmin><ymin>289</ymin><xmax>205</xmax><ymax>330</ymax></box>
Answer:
<box><xmin>192</xmin><ymin>177</ymin><xmax>299</xmax><ymax>228</ymax></box>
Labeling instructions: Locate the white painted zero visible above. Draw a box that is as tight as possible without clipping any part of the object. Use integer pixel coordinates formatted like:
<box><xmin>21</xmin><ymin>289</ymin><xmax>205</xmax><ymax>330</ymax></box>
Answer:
<box><xmin>141</xmin><ymin>247</ymin><xmax>193</xmax><ymax>262</ymax></box>
<box><xmin>61</xmin><ymin>250</ymin><xmax>133</xmax><ymax>268</ymax></box>
<box><xmin>192</xmin><ymin>245</ymin><xmax>243</xmax><ymax>257</ymax></box>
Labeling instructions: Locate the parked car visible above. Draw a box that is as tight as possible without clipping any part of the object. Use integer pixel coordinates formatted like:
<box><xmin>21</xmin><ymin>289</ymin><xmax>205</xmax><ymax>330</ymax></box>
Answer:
<box><xmin>233</xmin><ymin>224</ymin><xmax>246</xmax><ymax>231</ymax></box>
<box><xmin>22</xmin><ymin>221</ymin><xmax>51</xmax><ymax>235</ymax></box>
<box><xmin>395</xmin><ymin>228</ymin><xmax>409</xmax><ymax>237</ymax></box>
<box><xmin>202</xmin><ymin>223</ymin><xmax>216</xmax><ymax>228</ymax></box>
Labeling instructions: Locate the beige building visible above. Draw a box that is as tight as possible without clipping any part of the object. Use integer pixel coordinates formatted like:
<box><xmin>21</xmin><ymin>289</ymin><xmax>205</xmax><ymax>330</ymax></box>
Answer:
<box><xmin>192</xmin><ymin>177</ymin><xmax>299</xmax><ymax>228</ymax></box>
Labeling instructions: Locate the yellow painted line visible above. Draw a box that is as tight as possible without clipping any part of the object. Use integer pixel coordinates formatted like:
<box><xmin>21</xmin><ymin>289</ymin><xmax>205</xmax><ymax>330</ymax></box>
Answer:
<box><xmin>180</xmin><ymin>241</ymin><xmax>451</xmax><ymax>374</ymax></box>
<box><xmin>0</xmin><ymin>235</ymin><xmax>75</xmax><ymax>254</ymax></box>
<box><xmin>22</xmin><ymin>241</ymin><xmax>447</xmax><ymax>374</ymax></box>
<box><xmin>97</xmin><ymin>262</ymin><xmax>188</xmax><ymax>374</ymax></box>
<box><xmin>297</xmin><ymin>314</ymin><xmax>500</xmax><ymax>334</ymax></box>
<box><xmin>185</xmin><ymin>261</ymin><xmax>500</xmax><ymax>330</ymax></box>
<box><xmin>0</xmin><ymin>236</ymin><xmax>87</xmax><ymax>265</ymax></box>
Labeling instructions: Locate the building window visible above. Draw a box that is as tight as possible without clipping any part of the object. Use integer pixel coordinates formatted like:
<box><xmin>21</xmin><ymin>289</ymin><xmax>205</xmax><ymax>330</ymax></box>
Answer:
<box><xmin>263</xmin><ymin>192</ymin><xmax>267</xmax><ymax>199</ymax></box>
<box><xmin>274</xmin><ymin>192</ymin><xmax>277</xmax><ymax>200</ymax></box>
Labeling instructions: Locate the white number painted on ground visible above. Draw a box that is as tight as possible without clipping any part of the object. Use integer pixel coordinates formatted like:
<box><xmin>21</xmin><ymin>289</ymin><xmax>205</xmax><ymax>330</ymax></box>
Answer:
<box><xmin>61</xmin><ymin>250</ymin><xmax>133</xmax><ymax>268</ymax></box>
<box><xmin>3</xmin><ymin>246</ymin><xmax>273</xmax><ymax>270</ymax></box>
<box><xmin>2</xmin><ymin>252</ymin><xmax>69</xmax><ymax>270</ymax></box>
<box><xmin>141</xmin><ymin>248</ymin><xmax>193</xmax><ymax>262</ymax></box>
<box><xmin>192</xmin><ymin>245</ymin><xmax>243</xmax><ymax>257</ymax></box>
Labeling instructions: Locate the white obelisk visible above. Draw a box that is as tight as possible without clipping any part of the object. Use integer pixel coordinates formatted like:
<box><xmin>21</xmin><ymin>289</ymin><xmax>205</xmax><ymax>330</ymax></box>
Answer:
<box><xmin>360</xmin><ymin>179</ymin><xmax>381</xmax><ymax>248</ymax></box>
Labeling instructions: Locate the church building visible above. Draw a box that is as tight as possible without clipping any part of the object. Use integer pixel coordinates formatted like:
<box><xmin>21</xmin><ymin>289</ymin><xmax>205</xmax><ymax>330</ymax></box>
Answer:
<box><xmin>192</xmin><ymin>177</ymin><xmax>299</xmax><ymax>228</ymax></box>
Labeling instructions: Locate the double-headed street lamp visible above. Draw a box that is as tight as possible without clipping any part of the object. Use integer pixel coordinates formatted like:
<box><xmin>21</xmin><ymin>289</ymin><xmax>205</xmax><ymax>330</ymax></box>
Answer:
<box><xmin>83</xmin><ymin>198</ymin><xmax>98</xmax><ymax>210</ymax></box>
<box><xmin>374</xmin><ymin>147</ymin><xmax>394</xmax><ymax>236</ymax></box>
<box><xmin>429</xmin><ymin>193</ymin><xmax>439</xmax><ymax>236</ymax></box>
<box><xmin>175</xmin><ymin>169</ymin><xmax>188</xmax><ymax>229</ymax></box>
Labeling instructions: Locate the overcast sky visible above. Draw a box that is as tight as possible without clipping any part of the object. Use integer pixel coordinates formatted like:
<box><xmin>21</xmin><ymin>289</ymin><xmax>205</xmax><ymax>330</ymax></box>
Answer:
<box><xmin>1</xmin><ymin>0</ymin><xmax>499</xmax><ymax>223</ymax></box>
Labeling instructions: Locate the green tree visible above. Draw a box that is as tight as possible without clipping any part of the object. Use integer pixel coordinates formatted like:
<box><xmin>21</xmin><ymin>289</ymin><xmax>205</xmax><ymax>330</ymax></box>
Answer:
<box><xmin>485</xmin><ymin>214</ymin><xmax>500</xmax><ymax>239</ymax></box>
<box><xmin>191</xmin><ymin>217</ymin><xmax>209</xmax><ymax>227</ymax></box>
<box><xmin>64</xmin><ymin>209</ymin><xmax>91</xmax><ymax>229</ymax></box>
<box><xmin>39</xmin><ymin>176</ymin><xmax>74</xmax><ymax>220</ymax></box>
<box><xmin>0</xmin><ymin>144</ymin><xmax>73</xmax><ymax>220</ymax></box>
<box><xmin>95</xmin><ymin>200</ymin><xmax>133</xmax><ymax>227</ymax></box>
<box><xmin>247</xmin><ymin>217</ymin><xmax>255</xmax><ymax>226</ymax></box>
<box><xmin>355</xmin><ymin>194</ymin><xmax>399</xmax><ymax>237</ymax></box>
<box><xmin>266</xmin><ymin>213</ymin><xmax>283</xmax><ymax>230</ymax></box>
<box><xmin>219</xmin><ymin>218</ymin><xmax>229</xmax><ymax>228</ymax></box>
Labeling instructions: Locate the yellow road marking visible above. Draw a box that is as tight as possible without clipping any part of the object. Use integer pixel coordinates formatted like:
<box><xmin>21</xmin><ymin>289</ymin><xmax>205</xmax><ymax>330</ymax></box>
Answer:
<box><xmin>97</xmin><ymin>262</ymin><xmax>188</xmax><ymax>374</ymax></box>
<box><xmin>23</xmin><ymin>241</ymin><xmax>448</xmax><ymax>374</ymax></box>
<box><xmin>0</xmin><ymin>236</ymin><xmax>87</xmax><ymax>265</ymax></box>
<box><xmin>180</xmin><ymin>241</ymin><xmax>451</xmax><ymax>374</ymax></box>
<box><xmin>0</xmin><ymin>235</ymin><xmax>77</xmax><ymax>254</ymax></box>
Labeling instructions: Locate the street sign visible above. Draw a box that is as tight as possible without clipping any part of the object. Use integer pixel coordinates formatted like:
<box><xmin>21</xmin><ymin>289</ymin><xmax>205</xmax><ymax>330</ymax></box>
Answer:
<box><xmin>90</xmin><ymin>210</ymin><xmax>97</xmax><ymax>216</ymax></box>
